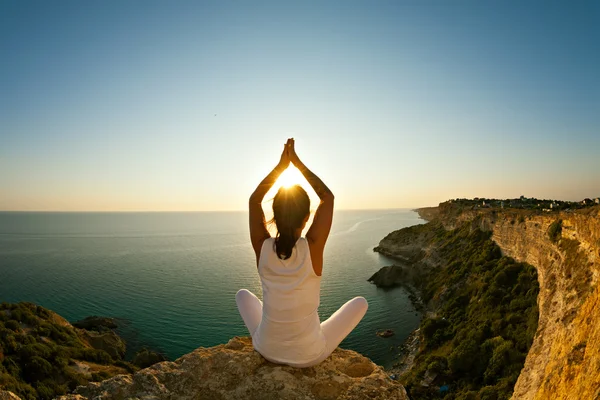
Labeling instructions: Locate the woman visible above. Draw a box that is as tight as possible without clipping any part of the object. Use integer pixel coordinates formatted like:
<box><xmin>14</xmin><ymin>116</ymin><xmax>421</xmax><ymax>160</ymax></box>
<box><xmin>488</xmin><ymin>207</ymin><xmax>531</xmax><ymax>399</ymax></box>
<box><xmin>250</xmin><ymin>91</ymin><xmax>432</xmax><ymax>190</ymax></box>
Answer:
<box><xmin>236</xmin><ymin>138</ymin><xmax>368</xmax><ymax>368</ymax></box>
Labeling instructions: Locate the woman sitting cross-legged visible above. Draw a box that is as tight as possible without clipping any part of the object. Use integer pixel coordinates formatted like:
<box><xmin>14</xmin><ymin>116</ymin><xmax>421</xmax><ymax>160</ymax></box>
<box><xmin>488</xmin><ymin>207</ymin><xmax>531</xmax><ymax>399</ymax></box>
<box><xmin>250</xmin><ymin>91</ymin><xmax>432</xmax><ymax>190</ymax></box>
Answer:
<box><xmin>236</xmin><ymin>138</ymin><xmax>368</xmax><ymax>368</ymax></box>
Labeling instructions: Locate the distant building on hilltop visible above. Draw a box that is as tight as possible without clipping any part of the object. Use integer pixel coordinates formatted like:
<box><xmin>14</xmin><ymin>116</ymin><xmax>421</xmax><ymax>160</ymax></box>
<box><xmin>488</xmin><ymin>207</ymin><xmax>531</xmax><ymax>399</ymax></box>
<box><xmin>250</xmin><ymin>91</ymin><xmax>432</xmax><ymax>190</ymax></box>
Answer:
<box><xmin>595</xmin><ymin>198</ymin><xmax>600</xmax><ymax>204</ymax></box>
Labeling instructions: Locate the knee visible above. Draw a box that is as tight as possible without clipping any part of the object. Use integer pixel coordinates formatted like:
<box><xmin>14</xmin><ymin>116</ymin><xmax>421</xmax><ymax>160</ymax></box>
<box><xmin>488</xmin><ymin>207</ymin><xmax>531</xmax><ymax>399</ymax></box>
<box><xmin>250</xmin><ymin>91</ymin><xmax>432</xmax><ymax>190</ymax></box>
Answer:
<box><xmin>236</xmin><ymin>289</ymin><xmax>251</xmax><ymax>303</ymax></box>
<box><xmin>352</xmin><ymin>296</ymin><xmax>368</xmax><ymax>313</ymax></box>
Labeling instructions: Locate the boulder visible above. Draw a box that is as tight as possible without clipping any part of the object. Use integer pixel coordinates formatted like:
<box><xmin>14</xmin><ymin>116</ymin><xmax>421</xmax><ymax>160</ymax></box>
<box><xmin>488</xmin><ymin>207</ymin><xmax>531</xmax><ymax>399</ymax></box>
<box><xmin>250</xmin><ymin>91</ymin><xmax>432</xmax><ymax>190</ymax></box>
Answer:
<box><xmin>56</xmin><ymin>336</ymin><xmax>408</xmax><ymax>400</ymax></box>
<box><xmin>376</xmin><ymin>329</ymin><xmax>395</xmax><ymax>338</ymax></box>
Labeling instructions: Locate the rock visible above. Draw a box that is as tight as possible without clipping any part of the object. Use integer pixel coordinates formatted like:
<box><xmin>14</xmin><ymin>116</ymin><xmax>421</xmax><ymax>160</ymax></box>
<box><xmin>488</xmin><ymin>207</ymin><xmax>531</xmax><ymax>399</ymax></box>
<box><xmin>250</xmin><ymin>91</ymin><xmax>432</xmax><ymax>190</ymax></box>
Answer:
<box><xmin>78</xmin><ymin>329</ymin><xmax>126</xmax><ymax>360</ymax></box>
<box><xmin>376</xmin><ymin>329</ymin><xmax>395</xmax><ymax>338</ymax></box>
<box><xmin>132</xmin><ymin>348</ymin><xmax>168</xmax><ymax>369</ymax></box>
<box><xmin>419</xmin><ymin>370</ymin><xmax>437</xmax><ymax>387</ymax></box>
<box><xmin>0</xmin><ymin>392</ymin><xmax>21</xmax><ymax>400</ymax></box>
<box><xmin>73</xmin><ymin>316</ymin><xmax>125</xmax><ymax>359</ymax></box>
<box><xmin>367</xmin><ymin>265</ymin><xmax>405</xmax><ymax>288</ymax></box>
<box><xmin>72</xmin><ymin>316</ymin><xmax>118</xmax><ymax>332</ymax></box>
<box><xmin>56</xmin><ymin>336</ymin><xmax>408</xmax><ymax>400</ymax></box>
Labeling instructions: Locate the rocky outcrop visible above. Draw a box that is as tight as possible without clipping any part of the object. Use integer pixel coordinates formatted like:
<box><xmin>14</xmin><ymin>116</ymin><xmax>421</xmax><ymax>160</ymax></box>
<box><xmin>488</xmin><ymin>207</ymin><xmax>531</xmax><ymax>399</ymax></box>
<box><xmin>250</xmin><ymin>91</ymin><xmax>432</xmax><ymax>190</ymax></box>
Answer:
<box><xmin>373</xmin><ymin>223</ymin><xmax>433</xmax><ymax>264</ymax></box>
<box><xmin>72</xmin><ymin>316</ymin><xmax>126</xmax><ymax>360</ymax></box>
<box><xmin>132</xmin><ymin>348</ymin><xmax>168</xmax><ymax>369</ymax></box>
<box><xmin>77</xmin><ymin>329</ymin><xmax>126</xmax><ymax>360</ymax></box>
<box><xmin>57</xmin><ymin>336</ymin><xmax>408</xmax><ymax>400</ymax></box>
<box><xmin>378</xmin><ymin>205</ymin><xmax>600</xmax><ymax>400</ymax></box>
<box><xmin>376</xmin><ymin>329</ymin><xmax>395</xmax><ymax>338</ymax></box>
<box><xmin>73</xmin><ymin>316</ymin><xmax>118</xmax><ymax>332</ymax></box>
<box><xmin>367</xmin><ymin>265</ymin><xmax>406</xmax><ymax>288</ymax></box>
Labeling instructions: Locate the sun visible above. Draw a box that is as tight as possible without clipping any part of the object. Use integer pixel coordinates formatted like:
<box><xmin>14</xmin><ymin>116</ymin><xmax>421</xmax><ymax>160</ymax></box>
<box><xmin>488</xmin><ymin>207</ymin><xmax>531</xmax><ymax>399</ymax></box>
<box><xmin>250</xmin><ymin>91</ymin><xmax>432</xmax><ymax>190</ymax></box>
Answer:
<box><xmin>276</xmin><ymin>166</ymin><xmax>305</xmax><ymax>188</ymax></box>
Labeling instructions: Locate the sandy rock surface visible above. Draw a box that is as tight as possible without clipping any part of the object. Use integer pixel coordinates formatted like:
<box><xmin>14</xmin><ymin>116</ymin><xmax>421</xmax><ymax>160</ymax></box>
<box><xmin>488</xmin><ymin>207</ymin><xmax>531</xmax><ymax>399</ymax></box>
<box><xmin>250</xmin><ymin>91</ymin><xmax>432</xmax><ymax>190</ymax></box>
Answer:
<box><xmin>56</xmin><ymin>336</ymin><xmax>408</xmax><ymax>400</ymax></box>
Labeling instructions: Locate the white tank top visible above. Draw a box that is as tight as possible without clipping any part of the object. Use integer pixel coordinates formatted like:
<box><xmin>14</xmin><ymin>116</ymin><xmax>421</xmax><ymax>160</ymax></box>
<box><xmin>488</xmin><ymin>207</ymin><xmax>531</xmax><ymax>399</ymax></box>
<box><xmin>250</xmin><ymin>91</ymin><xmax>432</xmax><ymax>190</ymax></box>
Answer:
<box><xmin>252</xmin><ymin>237</ymin><xmax>327</xmax><ymax>365</ymax></box>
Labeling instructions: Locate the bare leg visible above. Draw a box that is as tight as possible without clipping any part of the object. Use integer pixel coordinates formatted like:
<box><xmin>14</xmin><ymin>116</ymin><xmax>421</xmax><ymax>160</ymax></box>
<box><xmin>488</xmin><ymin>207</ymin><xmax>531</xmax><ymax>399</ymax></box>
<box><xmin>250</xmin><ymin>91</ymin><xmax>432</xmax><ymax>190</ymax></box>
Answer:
<box><xmin>235</xmin><ymin>289</ymin><xmax>263</xmax><ymax>336</ymax></box>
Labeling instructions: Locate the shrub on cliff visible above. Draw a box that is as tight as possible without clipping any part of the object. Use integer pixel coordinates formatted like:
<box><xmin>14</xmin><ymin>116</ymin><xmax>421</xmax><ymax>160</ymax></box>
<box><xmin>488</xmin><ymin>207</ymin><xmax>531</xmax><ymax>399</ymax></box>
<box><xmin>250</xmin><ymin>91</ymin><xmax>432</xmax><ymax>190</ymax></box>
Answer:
<box><xmin>401</xmin><ymin>222</ymin><xmax>539</xmax><ymax>400</ymax></box>
<box><xmin>422</xmin><ymin>317</ymin><xmax>451</xmax><ymax>349</ymax></box>
<box><xmin>0</xmin><ymin>302</ymin><xmax>130</xmax><ymax>400</ymax></box>
<box><xmin>548</xmin><ymin>219</ymin><xmax>562</xmax><ymax>242</ymax></box>
<box><xmin>448</xmin><ymin>338</ymin><xmax>481</xmax><ymax>374</ymax></box>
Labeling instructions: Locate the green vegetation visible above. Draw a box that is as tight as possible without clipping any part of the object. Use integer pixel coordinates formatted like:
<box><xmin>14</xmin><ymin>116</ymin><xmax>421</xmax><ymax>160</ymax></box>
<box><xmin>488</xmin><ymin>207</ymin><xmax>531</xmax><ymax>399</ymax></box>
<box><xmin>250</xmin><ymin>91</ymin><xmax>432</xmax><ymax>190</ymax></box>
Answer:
<box><xmin>402</xmin><ymin>222</ymin><xmax>539</xmax><ymax>400</ymax></box>
<box><xmin>548</xmin><ymin>219</ymin><xmax>562</xmax><ymax>242</ymax></box>
<box><xmin>441</xmin><ymin>197</ymin><xmax>599</xmax><ymax>213</ymax></box>
<box><xmin>0</xmin><ymin>302</ymin><xmax>134</xmax><ymax>400</ymax></box>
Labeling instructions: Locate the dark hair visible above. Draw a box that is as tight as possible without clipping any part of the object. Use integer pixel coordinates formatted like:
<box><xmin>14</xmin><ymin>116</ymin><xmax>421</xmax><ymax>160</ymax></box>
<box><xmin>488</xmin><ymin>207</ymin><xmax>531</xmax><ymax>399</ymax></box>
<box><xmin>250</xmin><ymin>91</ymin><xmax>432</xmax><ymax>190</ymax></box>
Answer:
<box><xmin>271</xmin><ymin>185</ymin><xmax>310</xmax><ymax>260</ymax></box>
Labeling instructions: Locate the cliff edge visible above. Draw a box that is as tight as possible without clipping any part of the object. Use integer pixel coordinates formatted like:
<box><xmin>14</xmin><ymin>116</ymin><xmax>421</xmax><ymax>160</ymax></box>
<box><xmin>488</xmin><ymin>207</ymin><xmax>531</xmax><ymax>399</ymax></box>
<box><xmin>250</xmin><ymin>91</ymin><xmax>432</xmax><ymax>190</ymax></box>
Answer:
<box><xmin>52</xmin><ymin>336</ymin><xmax>407</xmax><ymax>400</ymax></box>
<box><xmin>477</xmin><ymin>208</ymin><xmax>600</xmax><ymax>400</ymax></box>
<box><xmin>377</xmin><ymin>203</ymin><xmax>600</xmax><ymax>399</ymax></box>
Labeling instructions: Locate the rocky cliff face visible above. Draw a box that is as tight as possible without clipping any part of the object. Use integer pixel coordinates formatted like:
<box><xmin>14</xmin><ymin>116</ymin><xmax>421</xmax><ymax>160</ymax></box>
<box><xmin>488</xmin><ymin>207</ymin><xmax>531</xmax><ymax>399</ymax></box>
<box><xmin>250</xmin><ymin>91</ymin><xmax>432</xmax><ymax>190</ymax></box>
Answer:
<box><xmin>418</xmin><ymin>206</ymin><xmax>600</xmax><ymax>400</ymax></box>
<box><xmin>54</xmin><ymin>336</ymin><xmax>407</xmax><ymax>400</ymax></box>
<box><xmin>476</xmin><ymin>209</ymin><xmax>600</xmax><ymax>400</ymax></box>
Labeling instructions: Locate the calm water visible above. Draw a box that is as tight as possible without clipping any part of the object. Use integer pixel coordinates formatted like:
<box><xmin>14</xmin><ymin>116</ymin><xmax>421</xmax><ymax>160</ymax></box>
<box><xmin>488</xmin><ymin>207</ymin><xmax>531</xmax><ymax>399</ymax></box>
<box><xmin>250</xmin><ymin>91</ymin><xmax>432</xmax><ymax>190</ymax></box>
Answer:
<box><xmin>0</xmin><ymin>210</ymin><xmax>423</xmax><ymax>368</ymax></box>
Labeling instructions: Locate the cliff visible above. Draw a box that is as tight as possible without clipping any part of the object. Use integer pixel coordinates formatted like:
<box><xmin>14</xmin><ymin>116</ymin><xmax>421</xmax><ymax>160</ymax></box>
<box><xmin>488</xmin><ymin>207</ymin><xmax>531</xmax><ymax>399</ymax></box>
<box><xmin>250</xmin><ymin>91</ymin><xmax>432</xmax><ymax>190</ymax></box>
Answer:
<box><xmin>475</xmin><ymin>208</ymin><xmax>600</xmax><ymax>400</ymax></box>
<box><xmin>376</xmin><ymin>204</ymin><xmax>600</xmax><ymax>399</ymax></box>
<box><xmin>51</xmin><ymin>336</ymin><xmax>407</xmax><ymax>400</ymax></box>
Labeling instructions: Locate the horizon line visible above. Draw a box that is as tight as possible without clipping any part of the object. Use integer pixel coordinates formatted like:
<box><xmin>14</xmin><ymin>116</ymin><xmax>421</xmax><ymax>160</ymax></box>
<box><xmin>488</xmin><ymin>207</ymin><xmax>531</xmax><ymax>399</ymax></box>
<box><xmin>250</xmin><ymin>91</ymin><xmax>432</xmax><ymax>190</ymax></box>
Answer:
<box><xmin>0</xmin><ymin>207</ymin><xmax>429</xmax><ymax>213</ymax></box>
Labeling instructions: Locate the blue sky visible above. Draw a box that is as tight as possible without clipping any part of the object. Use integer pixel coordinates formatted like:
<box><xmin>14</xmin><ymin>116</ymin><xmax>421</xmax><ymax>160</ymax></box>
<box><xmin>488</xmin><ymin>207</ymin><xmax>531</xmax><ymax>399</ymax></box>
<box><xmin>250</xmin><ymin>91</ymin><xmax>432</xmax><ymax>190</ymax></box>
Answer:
<box><xmin>1</xmin><ymin>1</ymin><xmax>598</xmax><ymax>211</ymax></box>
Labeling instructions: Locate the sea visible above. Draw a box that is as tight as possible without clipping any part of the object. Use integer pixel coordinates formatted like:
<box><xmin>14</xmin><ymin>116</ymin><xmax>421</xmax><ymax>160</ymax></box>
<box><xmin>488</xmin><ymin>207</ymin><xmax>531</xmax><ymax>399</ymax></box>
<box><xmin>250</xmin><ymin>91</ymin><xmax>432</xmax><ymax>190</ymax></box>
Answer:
<box><xmin>0</xmin><ymin>209</ymin><xmax>424</xmax><ymax>368</ymax></box>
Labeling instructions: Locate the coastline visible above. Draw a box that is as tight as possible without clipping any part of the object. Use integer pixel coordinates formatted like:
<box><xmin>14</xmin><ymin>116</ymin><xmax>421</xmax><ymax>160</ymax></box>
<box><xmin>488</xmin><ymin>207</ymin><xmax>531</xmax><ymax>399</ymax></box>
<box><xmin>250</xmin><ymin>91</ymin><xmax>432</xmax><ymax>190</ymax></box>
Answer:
<box><xmin>371</xmin><ymin>200</ymin><xmax>600</xmax><ymax>398</ymax></box>
<box><xmin>368</xmin><ymin>262</ymin><xmax>429</xmax><ymax>379</ymax></box>
<box><xmin>370</xmin><ymin>208</ymin><xmax>436</xmax><ymax>378</ymax></box>
<box><xmin>371</xmin><ymin>203</ymin><xmax>541</xmax><ymax>398</ymax></box>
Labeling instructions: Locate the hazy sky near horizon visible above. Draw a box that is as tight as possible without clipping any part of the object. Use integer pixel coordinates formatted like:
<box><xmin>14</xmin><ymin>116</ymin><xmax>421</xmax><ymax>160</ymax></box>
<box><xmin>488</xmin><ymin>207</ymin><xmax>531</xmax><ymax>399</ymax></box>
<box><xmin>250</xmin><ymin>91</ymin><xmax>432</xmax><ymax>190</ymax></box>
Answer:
<box><xmin>1</xmin><ymin>1</ymin><xmax>599</xmax><ymax>211</ymax></box>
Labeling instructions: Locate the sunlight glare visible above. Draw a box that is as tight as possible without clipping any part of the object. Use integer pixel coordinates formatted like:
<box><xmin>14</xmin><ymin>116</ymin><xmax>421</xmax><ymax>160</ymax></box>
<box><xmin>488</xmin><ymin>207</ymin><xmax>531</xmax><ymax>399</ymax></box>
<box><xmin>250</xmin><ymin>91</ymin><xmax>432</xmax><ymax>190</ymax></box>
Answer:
<box><xmin>276</xmin><ymin>166</ymin><xmax>305</xmax><ymax>188</ymax></box>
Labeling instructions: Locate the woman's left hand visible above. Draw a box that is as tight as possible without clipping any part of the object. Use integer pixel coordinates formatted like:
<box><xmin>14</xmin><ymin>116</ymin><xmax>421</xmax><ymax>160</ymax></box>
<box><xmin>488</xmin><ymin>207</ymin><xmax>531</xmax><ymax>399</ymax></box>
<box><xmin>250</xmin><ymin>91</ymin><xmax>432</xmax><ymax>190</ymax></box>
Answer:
<box><xmin>277</xmin><ymin>139</ymin><xmax>293</xmax><ymax>169</ymax></box>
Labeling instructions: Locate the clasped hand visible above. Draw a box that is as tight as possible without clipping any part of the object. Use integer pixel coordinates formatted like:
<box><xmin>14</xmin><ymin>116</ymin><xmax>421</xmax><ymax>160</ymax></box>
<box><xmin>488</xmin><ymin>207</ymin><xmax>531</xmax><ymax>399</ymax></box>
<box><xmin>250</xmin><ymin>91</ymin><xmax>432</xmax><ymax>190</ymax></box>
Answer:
<box><xmin>278</xmin><ymin>138</ymin><xmax>301</xmax><ymax>170</ymax></box>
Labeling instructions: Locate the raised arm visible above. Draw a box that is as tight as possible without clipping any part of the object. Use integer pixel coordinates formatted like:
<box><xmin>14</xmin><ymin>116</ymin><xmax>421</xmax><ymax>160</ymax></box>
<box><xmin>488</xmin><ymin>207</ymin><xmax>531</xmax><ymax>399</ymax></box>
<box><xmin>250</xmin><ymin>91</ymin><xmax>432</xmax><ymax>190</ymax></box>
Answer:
<box><xmin>288</xmin><ymin>140</ymin><xmax>334</xmax><ymax>275</ymax></box>
<box><xmin>249</xmin><ymin>140</ymin><xmax>291</xmax><ymax>266</ymax></box>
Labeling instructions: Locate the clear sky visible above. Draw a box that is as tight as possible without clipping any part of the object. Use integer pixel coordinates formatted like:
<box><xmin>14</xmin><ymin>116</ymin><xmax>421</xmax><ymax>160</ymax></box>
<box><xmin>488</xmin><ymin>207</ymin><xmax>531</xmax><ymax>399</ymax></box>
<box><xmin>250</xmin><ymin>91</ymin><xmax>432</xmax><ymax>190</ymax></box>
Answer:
<box><xmin>1</xmin><ymin>1</ymin><xmax>598</xmax><ymax>211</ymax></box>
